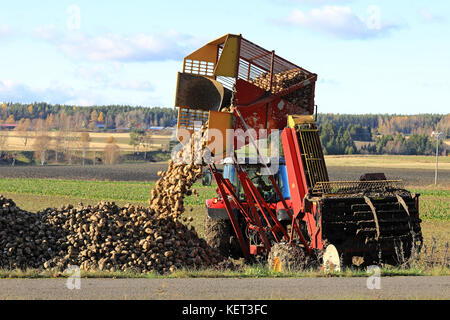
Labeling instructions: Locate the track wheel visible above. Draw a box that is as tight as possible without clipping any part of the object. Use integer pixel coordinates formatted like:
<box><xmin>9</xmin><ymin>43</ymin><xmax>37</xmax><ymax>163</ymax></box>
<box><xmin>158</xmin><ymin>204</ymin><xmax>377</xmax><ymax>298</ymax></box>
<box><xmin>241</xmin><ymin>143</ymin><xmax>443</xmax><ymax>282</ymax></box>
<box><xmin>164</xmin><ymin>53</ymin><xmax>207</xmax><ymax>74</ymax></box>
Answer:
<box><xmin>268</xmin><ymin>242</ymin><xmax>307</xmax><ymax>272</ymax></box>
<box><xmin>204</xmin><ymin>216</ymin><xmax>231</xmax><ymax>257</ymax></box>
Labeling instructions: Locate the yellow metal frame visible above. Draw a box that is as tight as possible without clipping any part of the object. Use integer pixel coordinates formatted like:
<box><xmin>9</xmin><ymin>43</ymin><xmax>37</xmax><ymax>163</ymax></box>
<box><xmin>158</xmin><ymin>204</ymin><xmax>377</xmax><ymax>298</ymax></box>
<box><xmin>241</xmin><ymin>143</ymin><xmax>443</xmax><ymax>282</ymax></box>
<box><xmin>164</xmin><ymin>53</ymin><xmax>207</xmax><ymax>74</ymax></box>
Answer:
<box><xmin>288</xmin><ymin>115</ymin><xmax>315</xmax><ymax>128</ymax></box>
<box><xmin>288</xmin><ymin>114</ymin><xmax>329</xmax><ymax>188</ymax></box>
<box><xmin>182</xmin><ymin>33</ymin><xmax>240</xmax><ymax>79</ymax></box>
<box><xmin>176</xmin><ymin>107</ymin><xmax>233</xmax><ymax>157</ymax></box>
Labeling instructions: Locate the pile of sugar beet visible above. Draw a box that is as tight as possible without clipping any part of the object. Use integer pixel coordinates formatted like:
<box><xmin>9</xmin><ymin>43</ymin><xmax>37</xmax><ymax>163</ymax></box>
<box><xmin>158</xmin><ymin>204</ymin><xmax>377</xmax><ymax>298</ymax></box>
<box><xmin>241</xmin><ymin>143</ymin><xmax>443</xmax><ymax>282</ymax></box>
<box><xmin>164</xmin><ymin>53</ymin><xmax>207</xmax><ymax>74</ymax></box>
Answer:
<box><xmin>0</xmin><ymin>128</ymin><xmax>225</xmax><ymax>274</ymax></box>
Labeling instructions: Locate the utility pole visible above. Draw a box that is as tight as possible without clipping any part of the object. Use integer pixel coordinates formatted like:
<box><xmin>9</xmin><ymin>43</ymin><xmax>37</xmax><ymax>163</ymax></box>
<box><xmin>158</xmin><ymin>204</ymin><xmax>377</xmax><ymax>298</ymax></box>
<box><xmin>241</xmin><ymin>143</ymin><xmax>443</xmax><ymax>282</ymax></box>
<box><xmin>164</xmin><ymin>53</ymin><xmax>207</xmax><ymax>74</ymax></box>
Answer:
<box><xmin>431</xmin><ymin>131</ymin><xmax>444</xmax><ymax>185</ymax></box>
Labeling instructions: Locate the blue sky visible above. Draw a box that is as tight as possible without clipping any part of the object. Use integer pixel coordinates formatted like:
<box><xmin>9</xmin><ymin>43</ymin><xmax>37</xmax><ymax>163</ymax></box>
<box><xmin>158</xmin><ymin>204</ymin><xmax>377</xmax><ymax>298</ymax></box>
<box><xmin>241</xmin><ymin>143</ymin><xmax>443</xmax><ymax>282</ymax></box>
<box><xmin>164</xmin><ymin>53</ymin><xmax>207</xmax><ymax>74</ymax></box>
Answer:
<box><xmin>0</xmin><ymin>0</ymin><xmax>449</xmax><ymax>114</ymax></box>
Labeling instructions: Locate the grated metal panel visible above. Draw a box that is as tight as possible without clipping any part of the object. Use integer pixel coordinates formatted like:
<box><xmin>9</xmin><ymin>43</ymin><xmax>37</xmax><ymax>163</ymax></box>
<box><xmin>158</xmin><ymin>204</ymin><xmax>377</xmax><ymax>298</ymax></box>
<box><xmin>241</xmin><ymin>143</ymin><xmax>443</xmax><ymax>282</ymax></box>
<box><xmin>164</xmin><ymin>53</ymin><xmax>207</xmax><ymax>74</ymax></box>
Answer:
<box><xmin>312</xmin><ymin>180</ymin><xmax>405</xmax><ymax>196</ymax></box>
<box><xmin>183</xmin><ymin>59</ymin><xmax>215</xmax><ymax>77</ymax></box>
<box><xmin>296</xmin><ymin>124</ymin><xmax>329</xmax><ymax>189</ymax></box>
<box><xmin>177</xmin><ymin>107</ymin><xmax>209</xmax><ymax>132</ymax></box>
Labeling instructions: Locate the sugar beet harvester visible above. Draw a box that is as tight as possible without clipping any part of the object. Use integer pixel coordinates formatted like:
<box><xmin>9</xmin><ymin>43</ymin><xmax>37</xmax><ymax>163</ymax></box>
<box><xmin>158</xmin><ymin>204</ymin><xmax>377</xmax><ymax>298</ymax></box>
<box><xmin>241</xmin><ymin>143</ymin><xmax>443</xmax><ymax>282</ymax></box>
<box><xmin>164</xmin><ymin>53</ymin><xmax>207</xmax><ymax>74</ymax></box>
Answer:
<box><xmin>174</xmin><ymin>34</ymin><xmax>423</xmax><ymax>271</ymax></box>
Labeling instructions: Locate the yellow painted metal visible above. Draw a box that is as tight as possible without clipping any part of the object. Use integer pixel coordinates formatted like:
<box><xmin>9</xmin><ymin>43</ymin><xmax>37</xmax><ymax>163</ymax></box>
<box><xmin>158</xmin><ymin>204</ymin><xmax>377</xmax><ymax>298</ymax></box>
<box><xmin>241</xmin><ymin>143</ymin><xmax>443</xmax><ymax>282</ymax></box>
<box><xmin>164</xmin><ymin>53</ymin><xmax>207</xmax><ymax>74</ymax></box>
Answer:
<box><xmin>272</xmin><ymin>257</ymin><xmax>282</xmax><ymax>272</ymax></box>
<box><xmin>207</xmin><ymin>110</ymin><xmax>233</xmax><ymax>156</ymax></box>
<box><xmin>288</xmin><ymin>114</ymin><xmax>315</xmax><ymax>128</ymax></box>
<box><xmin>176</xmin><ymin>107</ymin><xmax>209</xmax><ymax>138</ymax></box>
<box><xmin>176</xmin><ymin>107</ymin><xmax>232</xmax><ymax>157</ymax></box>
<box><xmin>184</xmin><ymin>34</ymin><xmax>228</xmax><ymax>63</ymax></box>
<box><xmin>214</xmin><ymin>34</ymin><xmax>240</xmax><ymax>78</ymax></box>
<box><xmin>288</xmin><ymin>114</ymin><xmax>329</xmax><ymax>188</ymax></box>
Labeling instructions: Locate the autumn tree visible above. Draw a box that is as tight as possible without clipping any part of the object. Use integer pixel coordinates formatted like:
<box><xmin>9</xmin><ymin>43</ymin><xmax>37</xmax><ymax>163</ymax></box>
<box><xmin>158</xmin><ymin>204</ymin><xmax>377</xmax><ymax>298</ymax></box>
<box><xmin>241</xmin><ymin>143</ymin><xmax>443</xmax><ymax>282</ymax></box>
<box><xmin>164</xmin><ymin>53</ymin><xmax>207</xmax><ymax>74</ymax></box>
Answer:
<box><xmin>62</xmin><ymin>115</ymin><xmax>76</xmax><ymax>165</ymax></box>
<box><xmin>80</xmin><ymin>131</ymin><xmax>91</xmax><ymax>166</ymax></box>
<box><xmin>129</xmin><ymin>128</ymin><xmax>145</xmax><ymax>154</ymax></box>
<box><xmin>0</xmin><ymin>133</ymin><xmax>8</xmax><ymax>154</ymax></box>
<box><xmin>143</xmin><ymin>131</ymin><xmax>154</xmax><ymax>159</ymax></box>
<box><xmin>5</xmin><ymin>114</ymin><xmax>15</xmax><ymax>124</ymax></box>
<box><xmin>103</xmin><ymin>136</ymin><xmax>120</xmax><ymax>165</ymax></box>
<box><xmin>46</xmin><ymin>113</ymin><xmax>55</xmax><ymax>130</ymax></box>
<box><xmin>33</xmin><ymin>119</ymin><xmax>51</xmax><ymax>165</ymax></box>
<box><xmin>54</xmin><ymin>129</ymin><xmax>65</xmax><ymax>163</ymax></box>
<box><xmin>14</xmin><ymin>118</ymin><xmax>32</xmax><ymax>149</ymax></box>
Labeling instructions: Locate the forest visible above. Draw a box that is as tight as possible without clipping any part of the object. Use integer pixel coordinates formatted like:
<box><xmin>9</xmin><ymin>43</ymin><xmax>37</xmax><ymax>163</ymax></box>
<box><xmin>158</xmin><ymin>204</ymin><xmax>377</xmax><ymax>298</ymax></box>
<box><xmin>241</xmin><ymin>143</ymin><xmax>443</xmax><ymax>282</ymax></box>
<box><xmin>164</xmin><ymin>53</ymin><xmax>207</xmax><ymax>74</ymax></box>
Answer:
<box><xmin>1</xmin><ymin>102</ymin><xmax>449</xmax><ymax>156</ymax></box>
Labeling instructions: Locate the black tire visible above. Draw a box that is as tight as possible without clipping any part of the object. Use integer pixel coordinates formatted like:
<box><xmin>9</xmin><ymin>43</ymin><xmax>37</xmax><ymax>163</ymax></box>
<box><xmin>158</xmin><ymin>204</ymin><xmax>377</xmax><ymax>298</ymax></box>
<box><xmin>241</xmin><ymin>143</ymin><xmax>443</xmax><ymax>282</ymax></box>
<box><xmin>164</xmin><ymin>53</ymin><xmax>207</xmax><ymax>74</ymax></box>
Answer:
<box><xmin>267</xmin><ymin>242</ymin><xmax>307</xmax><ymax>272</ymax></box>
<box><xmin>204</xmin><ymin>216</ymin><xmax>231</xmax><ymax>257</ymax></box>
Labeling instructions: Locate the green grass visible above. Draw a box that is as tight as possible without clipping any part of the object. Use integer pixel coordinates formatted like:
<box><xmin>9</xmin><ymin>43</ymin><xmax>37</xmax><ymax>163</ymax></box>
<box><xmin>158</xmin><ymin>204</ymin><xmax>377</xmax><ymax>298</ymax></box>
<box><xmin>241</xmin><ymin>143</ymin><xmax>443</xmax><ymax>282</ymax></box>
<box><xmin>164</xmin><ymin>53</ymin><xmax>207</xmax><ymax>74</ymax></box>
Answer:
<box><xmin>0</xmin><ymin>265</ymin><xmax>448</xmax><ymax>279</ymax></box>
<box><xmin>0</xmin><ymin>178</ymin><xmax>216</xmax><ymax>206</ymax></box>
<box><xmin>410</xmin><ymin>188</ymin><xmax>450</xmax><ymax>221</ymax></box>
<box><xmin>0</xmin><ymin>178</ymin><xmax>447</xmax><ymax>220</ymax></box>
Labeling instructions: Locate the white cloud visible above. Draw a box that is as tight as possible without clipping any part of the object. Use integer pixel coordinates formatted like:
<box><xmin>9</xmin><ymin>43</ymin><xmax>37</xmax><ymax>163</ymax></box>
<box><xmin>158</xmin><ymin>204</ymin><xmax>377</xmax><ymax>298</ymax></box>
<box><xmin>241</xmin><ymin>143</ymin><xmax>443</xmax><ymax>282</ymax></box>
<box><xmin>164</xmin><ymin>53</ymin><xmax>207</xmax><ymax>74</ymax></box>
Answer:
<box><xmin>113</xmin><ymin>80</ymin><xmax>154</xmax><ymax>91</ymax></box>
<box><xmin>0</xmin><ymin>80</ymin><xmax>70</xmax><ymax>103</ymax></box>
<box><xmin>0</xmin><ymin>80</ymin><xmax>99</xmax><ymax>106</ymax></box>
<box><xmin>34</xmin><ymin>24</ymin><xmax>60</xmax><ymax>40</ymax></box>
<box><xmin>0</xmin><ymin>24</ymin><xmax>9</xmax><ymax>37</ymax></box>
<box><xmin>288</xmin><ymin>0</ymin><xmax>351</xmax><ymax>3</ymax></box>
<box><xmin>284</xmin><ymin>5</ymin><xmax>398</xmax><ymax>39</ymax></box>
<box><xmin>0</xmin><ymin>77</ymin><xmax>155</xmax><ymax>106</ymax></box>
<box><xmin>35</xmin><ymin>26</ymin><xmax>195</xmax><ymax>62</ymax></box>
<box><xmin>419</xmin><ymin>9</ymin><xmax>445</xmax><ymax>24</ymax></box>
<box><xmin>74</xmin><ymin>64</ymin><xmax>155</xmax><ymax>92</ymax></box>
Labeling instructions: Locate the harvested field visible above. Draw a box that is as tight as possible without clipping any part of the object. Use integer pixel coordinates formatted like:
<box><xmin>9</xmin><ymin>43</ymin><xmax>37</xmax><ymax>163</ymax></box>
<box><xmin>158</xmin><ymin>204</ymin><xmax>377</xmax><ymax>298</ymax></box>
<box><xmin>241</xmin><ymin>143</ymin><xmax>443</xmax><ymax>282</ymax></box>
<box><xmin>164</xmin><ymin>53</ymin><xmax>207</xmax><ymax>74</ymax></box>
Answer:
<box><xmin>1</xmin><ymin>160</ymin><xmax>449</xmax><ymax>187</ymax></box>
<box><xmin>0</xmin><ymin>163</ymin><xmax>169</xmax><ymax>181</ymax></box>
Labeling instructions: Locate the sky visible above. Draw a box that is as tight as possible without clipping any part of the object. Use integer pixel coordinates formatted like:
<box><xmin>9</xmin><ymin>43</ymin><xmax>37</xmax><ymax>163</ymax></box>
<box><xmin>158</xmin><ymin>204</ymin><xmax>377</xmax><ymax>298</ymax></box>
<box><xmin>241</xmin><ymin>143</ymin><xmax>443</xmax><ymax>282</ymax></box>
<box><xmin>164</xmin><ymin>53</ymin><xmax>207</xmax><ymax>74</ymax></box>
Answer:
<box><xmin>0</xmin><ymin>0</ymin><xmax>449</xmax><ymax>114</ymax></box>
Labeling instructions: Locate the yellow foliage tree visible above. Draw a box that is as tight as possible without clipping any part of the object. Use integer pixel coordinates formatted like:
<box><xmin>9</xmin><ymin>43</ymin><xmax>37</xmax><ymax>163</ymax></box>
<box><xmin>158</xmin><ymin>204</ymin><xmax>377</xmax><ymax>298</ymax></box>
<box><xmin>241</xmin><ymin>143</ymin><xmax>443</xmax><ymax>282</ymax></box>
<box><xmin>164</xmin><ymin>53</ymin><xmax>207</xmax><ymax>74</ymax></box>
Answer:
<box><xmin>5</xmin><ymin>115</ymin><xmax>15</xmax><ymax>124</ymax></box>
<box><xmin>90</xmin><ymin>110</ymin><xmax>98</xmax><ymax>123</ymax></box>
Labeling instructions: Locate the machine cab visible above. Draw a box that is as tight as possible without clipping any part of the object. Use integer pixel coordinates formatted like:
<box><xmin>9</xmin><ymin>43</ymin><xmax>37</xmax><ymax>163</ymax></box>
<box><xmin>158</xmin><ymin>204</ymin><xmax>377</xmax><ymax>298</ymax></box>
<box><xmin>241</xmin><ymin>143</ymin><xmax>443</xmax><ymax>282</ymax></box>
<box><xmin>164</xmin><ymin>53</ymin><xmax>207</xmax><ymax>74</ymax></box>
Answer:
<box><xmin>222</xmin><ymin>157</ymin><xmax>290</xmax><ymax>203</ymax></box>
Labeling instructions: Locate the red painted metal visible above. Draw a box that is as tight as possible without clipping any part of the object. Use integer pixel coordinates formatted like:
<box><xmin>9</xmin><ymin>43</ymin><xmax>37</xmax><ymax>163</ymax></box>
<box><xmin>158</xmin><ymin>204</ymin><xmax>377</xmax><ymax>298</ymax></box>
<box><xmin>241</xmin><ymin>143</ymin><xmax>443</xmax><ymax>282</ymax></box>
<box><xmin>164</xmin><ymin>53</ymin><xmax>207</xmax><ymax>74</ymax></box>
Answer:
<box><xmin>268</xmin><ymin>175</ymin><xmax>312</xmax><ymax>254</ymax></box>
<box><xmin>281</xmin><ymin>128</ymin><xmax>308</xmax><ymax>216</ymax></box>
<box><xmin>210</xmin><ymin>166</ymin><xmax>250</xmax><ymax>259</ymax></box>
<box><xmin>249</xmin><ymin>245</ymin><xmax>266</xmax><ymax>255</ymax></box>
<box><xmin>235</xmin><ymin>164</ymin><xmax>271</xmax><ymax>252</ymax></box>
<box><xmin>241</xmin><ymin>174</ymin><xmax>289</xmax><ymax>242</ymax></box>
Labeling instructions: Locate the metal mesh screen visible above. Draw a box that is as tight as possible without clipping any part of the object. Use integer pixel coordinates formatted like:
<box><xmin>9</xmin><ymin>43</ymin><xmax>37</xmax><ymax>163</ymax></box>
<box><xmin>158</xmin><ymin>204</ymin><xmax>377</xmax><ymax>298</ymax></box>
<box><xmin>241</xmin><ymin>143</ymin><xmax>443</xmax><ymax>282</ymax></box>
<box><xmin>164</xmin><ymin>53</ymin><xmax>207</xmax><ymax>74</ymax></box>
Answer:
<box><xmin>312</xmin><ymin>180</ymin><xmax>405</xmax><ymax>196</ymax></box>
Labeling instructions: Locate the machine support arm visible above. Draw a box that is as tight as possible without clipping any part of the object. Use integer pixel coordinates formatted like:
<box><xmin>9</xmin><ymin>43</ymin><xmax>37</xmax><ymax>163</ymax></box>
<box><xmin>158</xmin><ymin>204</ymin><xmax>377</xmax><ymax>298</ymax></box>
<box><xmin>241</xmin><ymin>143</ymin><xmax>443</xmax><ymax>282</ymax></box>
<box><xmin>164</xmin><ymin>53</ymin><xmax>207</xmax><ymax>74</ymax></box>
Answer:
<box><xmin>209</xmin><ymin>165</ymin><xmax>250</xmax><ymax>259</ymax></box>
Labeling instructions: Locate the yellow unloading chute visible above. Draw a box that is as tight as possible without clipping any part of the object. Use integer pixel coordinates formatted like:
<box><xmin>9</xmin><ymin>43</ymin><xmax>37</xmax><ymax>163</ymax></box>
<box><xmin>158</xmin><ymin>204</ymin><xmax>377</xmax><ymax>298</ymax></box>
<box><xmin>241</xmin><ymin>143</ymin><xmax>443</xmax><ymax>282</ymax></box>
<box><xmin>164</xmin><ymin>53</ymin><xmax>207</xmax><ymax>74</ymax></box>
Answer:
<box><xmin>175</xmin><ymin>34</ymin><xmax>240</xmax><ymax>157</ymax></box>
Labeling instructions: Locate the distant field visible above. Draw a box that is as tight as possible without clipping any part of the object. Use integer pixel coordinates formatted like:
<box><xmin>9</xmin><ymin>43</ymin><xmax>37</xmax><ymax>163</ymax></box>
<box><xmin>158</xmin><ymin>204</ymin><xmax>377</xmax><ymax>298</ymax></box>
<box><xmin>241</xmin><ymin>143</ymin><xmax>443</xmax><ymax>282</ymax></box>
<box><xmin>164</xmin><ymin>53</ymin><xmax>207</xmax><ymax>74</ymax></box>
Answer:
<box><xmin>1</xmin><ymin>155</ymin><xmax>449</xmax><ymax>186</ymax></box>
<box><xmin>325</xmin><ymin>155</ymin><xmax>450</xmax><ymax>170</ymax></box>
<box><xmin>0</xmin><ymin>130</ymin><xmax>173</xmax><ymax>152</ymax></box>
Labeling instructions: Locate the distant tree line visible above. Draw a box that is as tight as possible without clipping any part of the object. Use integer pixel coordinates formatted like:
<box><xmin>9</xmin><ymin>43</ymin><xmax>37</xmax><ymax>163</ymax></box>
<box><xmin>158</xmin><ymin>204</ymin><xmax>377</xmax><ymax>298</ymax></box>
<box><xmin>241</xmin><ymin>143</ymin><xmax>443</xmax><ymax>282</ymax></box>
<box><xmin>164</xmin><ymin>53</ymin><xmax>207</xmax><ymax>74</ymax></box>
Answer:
<box><xmin>0</xmin><ymin>102</ymin><xmax>448</xmax><ymax>156</ymax></box>
<box><xmin>0</xmin><ymin>102</ymin><xmax>177</xmax><ymax>130</ymax></box>
<box><xmin>317</xmin><ymin>113</ymin><xmax>449</xmax><ymax>155</ymax></box>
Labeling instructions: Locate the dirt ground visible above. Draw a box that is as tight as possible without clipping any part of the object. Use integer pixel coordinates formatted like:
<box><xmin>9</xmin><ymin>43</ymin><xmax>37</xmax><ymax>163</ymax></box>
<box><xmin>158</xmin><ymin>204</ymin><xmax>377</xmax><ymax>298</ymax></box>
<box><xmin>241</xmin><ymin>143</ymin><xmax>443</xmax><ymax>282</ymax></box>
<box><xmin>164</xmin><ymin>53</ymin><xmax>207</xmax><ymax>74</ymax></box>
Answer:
<box><xmin>1</xmin><ymin>162</ymin><xmax>448</xmax><ymax>186</ymax></box>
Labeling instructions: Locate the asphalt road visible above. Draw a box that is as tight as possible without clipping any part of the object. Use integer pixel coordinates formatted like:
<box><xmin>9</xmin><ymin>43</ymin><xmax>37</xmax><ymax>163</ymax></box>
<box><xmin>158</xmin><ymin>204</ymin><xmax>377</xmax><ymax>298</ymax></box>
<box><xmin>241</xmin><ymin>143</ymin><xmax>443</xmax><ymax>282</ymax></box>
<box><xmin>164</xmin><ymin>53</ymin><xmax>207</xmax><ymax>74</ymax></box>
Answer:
<box><xmin>0</xmin><ymin>277</ymin><xmax>448</xmax><ymax>300</ymax></box>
